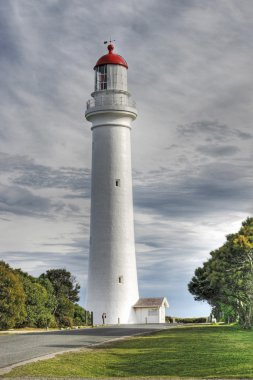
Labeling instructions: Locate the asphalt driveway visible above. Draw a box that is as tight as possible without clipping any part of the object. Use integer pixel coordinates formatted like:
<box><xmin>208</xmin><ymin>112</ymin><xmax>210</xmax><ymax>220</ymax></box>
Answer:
<box><xmin>0</xmin><ymin>324</ymin><xmax>172</xmax><ymax>373</ymax></box>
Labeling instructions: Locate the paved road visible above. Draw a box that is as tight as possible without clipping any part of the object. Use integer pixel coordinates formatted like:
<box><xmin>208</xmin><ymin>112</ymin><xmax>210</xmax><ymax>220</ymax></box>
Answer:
<box><xmin>0</xmin><ymin>324</ymin><xmax>171</xmax><ymax>370</ymax></box>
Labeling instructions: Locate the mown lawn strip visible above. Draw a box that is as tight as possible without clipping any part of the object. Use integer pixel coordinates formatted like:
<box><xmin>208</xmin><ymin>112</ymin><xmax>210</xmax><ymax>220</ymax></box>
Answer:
<box><xmin>3</xmin><ymin>325</ymin><xmax>253</xmax><ymax>378</ymax></box>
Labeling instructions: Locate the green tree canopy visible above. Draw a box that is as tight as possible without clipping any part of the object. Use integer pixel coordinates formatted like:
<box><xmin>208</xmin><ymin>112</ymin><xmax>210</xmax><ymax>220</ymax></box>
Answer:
<box><xmin>17</xmin><ymin>273</ymin><xmax>56</xmax><ymax>328</ymax></box>
<box><xmin>0</xmin><ymin>261</ymin><xmax>26</xmax><ymax>329</ymax></box>
<box><xmin>188</xmin><ymin>217</ymin><xmax>253</xmax><ymax>329</ymax></box>
<box><xmin>39</xmin><ymin>269</ymin><xmax>81</xmax><ymax>326</ymax></box>
<box><xmin>39</xmin><ymin>269</ymin><xmax>80</xmax><ymax>302</ymax></box>
<box><xmin>0</xmin><ymin>263</ymin><xmax>86</xmax><ymax>329</ymax></box>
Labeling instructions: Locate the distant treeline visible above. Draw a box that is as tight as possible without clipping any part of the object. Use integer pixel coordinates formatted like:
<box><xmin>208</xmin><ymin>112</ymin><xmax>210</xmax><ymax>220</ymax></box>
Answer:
<box><xmin>0</xmin><ymin>261</ymin><xmax>91</xmax><ymax>330</ymax></box>
<box><xmin>166</xmin><ymin>316</ymin><xmax>207</xmax><ymax>323</ymax></box>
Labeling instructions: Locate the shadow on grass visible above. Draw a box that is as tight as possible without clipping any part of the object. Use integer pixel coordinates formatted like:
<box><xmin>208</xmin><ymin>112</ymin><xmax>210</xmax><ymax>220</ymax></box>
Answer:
<box><xmin>89</xmin><ymin>325</ymin><xmax>253</xmax><ymax>378</ymax></box>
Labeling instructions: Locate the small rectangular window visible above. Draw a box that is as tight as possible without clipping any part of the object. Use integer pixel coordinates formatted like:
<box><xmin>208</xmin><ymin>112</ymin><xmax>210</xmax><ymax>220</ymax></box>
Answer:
<box><xmin>118</xmin><ymin>276</ymin><xmax>123</xmax><ymax>284</ymax></box>
<box><xmin>115</xmin><ymin>179</ymin><xmax>120</xmax><ymax>187</ymax></box>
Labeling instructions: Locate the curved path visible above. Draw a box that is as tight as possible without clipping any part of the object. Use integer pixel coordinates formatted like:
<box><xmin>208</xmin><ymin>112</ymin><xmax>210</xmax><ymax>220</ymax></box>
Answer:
<box><xmin>0</xmin><ymin>324</ymin><xmax>172</xmax><ymax>374</ymax></box>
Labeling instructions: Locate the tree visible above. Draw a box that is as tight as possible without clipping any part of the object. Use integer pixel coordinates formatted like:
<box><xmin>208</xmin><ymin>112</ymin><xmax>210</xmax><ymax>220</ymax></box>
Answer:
<box><xmin>188</xmin><ymin>217</ymin><xmax>253</xmax><ymax>329</ymax></box>
<box><xmin>37</xmin><ymin>276</ymin><xmax>58</xmax><ymax>317</ymax></box>
<box><xmin>14</xmin><ymin>270</ymin><xmax>56</xmax><ymax>328</ymax></box>
<box><xmin>39</xmin><ymin>269</ymin><xmax>80</xmax><ymax>302</ymax></box>
<box><xmin>212</xmin><ymin>303</ymin><xmax>238</xmax><ymax>324</ymax></box>
<box><xmin>0</xmin><ymin>263</ymin><xmax>82</xmax><ymax>329</ymax></box>
<box><xmin>39</xmin><ymin>269</ymin><xmax>80</xmax><ymax>326</ymax></box>
<box><xmin>0</xmin><ymin>261</ymin><xmax>26</xmax><ymax>329</ymax></box>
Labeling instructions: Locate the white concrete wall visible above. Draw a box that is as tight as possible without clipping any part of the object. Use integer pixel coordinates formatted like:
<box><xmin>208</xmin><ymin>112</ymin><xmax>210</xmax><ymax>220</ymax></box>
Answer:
<box><xmin>85</xmin><ymin>86</ymin><xmax>139</xmax><ymax>324</ymax></box>
<box><xmin>159</xmin><ymin>305</ymin><xmax>166</xmax><ymax>323</ymax></box>
<box><xmin>135</xmin><ymin>308</ymin><xmax>148</xmax><ymax>324</ymax></box>
<box><xmin>135</xmin><ymin>306</ymin><xmax>167</xmax><ymax>324</ymax></box>
<box><xmin>135</xmin><ymin>308</ymin><xmax>165</xmax><ymax>324</ymax></box>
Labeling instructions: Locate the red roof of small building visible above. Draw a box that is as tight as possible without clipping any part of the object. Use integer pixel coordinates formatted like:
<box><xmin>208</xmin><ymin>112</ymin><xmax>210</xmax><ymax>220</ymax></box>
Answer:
<box><xmin>94</xmin><ymin>43</ymin><xmax>128</xmax><ymax>69</ymax></box>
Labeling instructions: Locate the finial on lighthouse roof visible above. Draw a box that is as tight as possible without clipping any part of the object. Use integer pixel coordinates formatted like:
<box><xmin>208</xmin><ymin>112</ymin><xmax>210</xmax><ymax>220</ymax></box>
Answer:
<box><xmin>107</xmin><ymin>43</ymin><xmax>114</xmax><ymax>53</ymax></box>
<box><xmin>94</xmin><ymin>40</ymin><xmax>128</xmax><ymax>70</ymax></box>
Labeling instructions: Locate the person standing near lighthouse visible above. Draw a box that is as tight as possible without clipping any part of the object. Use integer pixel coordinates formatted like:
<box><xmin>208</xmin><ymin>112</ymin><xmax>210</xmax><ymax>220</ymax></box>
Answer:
<box><xmin>85</xmin><ymin>42</ymin><xmax>139</xmax><ymax>325</ymax></box>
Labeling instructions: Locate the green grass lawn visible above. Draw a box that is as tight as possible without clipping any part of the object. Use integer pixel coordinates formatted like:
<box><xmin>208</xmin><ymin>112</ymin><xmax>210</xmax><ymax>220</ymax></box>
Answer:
<box><xmin>4</xmin><ymin>325</ymin><xmax>253</xmax><ymax>378</ymax></box>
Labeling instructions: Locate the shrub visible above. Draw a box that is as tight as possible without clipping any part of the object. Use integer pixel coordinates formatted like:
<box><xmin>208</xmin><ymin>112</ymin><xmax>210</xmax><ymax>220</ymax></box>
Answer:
<box><xmin>73</xmin><ymin>304</ymin><xmax>90</xmax><ymax>326</ymax></box>
<box><xmin>175</xmin><ymin>317</ymin><xmax>207</xmax><ymax>323</ymax></box>
<box><xmin>58</xmin><ymin>316</ymin><xmax>73</xmax><ymax>328</ymax></box>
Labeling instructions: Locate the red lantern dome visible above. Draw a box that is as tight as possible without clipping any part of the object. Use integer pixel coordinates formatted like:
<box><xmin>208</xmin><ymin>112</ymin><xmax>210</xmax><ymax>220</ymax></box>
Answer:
<box><xmin>94</xmin><ymin>43</ymin><xmax>128</xmax><ymax>69</ymax></box>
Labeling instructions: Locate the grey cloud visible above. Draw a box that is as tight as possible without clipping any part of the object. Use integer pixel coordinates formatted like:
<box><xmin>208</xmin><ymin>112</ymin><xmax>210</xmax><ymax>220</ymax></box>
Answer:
<box><xmin>15</xmin><ymin>166</ymin><xmax>90</xmax><ymax>192</ymax></box>
<box><xmin>0</xmin><ymin>185</ymin><xmax>52</xmax><ymax>216</ymax></box>
<box><xmin>178</xmin><ymin>120</ymin><xmax>231</xmax><ymax>141</ymax></box>
<box><xmin>166</xmin><ymin>144</ymin><xmax>179</xmax><ymax>150</ymax></box>
<box><xmin>0</xmin><ymin>153</ymin><xmax>90</xmax><ymax>194</ymax></box>
<box><xmin>177</xmin><ymin>120</ymin><xmax>252</xmax><ymax>143</ymax></box>
<box><xmin>0</xmin><ymin>2</ymin><xmax>21</xmax><ymax>63</ymax></box>
<box><xmin>133</xmin><ymin>160</ymin><xmax>252</xmax><ymax>219</ymax></box>
<box><xmin>64</xmin><ymin>193</ymin><xmax>87</xmax><ymax>199</ymax></box>
<box><xmin>236</xmin><ymin>130</ymin><xmax>253</xmax><ymax>140</ymax></box>
<box><xmin>196</xmin><ymin>144</ymin><xmax>239</xmax><ymax>157</ymax></box>
<box><xmin>0</xmin><ymin>153</ymin><xmax>91</xmax><ymax>218</ymax></box>
<box><xmin>0</xmin><ymin>183</ymin><xmax>83</xmax><ymax>218</ymax></box>
<box><xmin>67</xmin><ymin>204</ymin><xmax>80</xmax><ymax>213</ymax></box>
<box><xmin>136</xmin><ymin>241</ymin><xmax>210</xmax><ymax>312</ymax></box>
<box><xmin>0</xmin><ymin>153</ymin><xmax>33</xmax><ymax>172</ymax></box>
<box><xmin>0</xmin><ymin>249</ymin><xmax>88</xmax><ymax>281</ymax></box>
<box><xmin>136</xmin><ymin>231</ymin><xmax>204</xmax><ymax>256</ymax></box>
<box><xmin>0</xmin><ymin>216</ymin><xmax>11</xmax><ymax>222</ymax></box>
<box><xmin>136</xmin><ymin>255</ymin><xmax>200</xmax><ymax>314</ymax></box>
<box><xmin>43</xmin><ymin>237</ymin><xmax>89</xmax><ymax>250</ymax></box>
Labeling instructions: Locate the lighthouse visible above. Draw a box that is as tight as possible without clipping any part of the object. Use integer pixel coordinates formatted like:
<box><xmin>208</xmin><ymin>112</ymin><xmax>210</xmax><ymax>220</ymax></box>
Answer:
<box><xmin>85</xmin><ymin>43</ymin><xmax>139</xmax><ymax>324</ymax></box>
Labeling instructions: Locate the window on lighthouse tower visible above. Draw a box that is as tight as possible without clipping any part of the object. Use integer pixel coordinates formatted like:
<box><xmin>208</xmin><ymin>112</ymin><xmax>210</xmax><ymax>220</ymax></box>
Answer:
<box><xmin>95</xmin><ymin>65</ymin><xmax>107</xmax><ymax>90</ymax></box>
<box><xmin>118</xmin><ymin>276</ymin><xmax>123</xmax><ymax>284</ymax></box>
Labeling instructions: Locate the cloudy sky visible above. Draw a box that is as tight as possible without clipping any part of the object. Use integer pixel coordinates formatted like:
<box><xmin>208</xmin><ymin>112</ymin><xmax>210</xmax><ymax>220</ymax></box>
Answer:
<box><xmin>0</xmin><ymin>0</ymin><xmax>252</xmax><ymax>317</ymax></box>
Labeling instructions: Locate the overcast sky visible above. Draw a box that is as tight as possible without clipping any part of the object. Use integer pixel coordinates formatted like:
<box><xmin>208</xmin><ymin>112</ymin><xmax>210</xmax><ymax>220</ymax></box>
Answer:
<box><xmin>0</xmin><ymin>0</ymin><xmax>252</xmax><ymax>318</ymax></box>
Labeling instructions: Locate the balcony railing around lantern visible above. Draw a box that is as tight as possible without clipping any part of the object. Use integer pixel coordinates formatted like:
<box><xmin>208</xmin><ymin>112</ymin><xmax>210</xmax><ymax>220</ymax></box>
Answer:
<box><xmin>86</xmin><ymin>94</ymin><xmax>136</xmax><ymax>110</ymax></box>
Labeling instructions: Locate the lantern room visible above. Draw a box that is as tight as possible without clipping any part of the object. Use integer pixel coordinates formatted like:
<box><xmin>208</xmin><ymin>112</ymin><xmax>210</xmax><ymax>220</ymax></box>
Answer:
<box><xmin>94</xmin><ymin>43</ymin><xmax>128</xmax><ymax>92</ymax></box>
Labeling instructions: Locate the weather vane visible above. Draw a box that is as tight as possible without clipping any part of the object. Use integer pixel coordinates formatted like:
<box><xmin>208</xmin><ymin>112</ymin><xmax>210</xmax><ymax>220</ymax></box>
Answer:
<box><xmin>104</xmin><ymin>38</ymin><xmax>116</xmax><ymax>44</ymax></box>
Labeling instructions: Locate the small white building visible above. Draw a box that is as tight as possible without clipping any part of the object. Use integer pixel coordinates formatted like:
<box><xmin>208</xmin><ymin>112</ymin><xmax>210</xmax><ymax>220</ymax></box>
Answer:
<box><xmin>133</xmin><ymin>297</ymin><xmax>169</xmax><ymax>324</ymax></box>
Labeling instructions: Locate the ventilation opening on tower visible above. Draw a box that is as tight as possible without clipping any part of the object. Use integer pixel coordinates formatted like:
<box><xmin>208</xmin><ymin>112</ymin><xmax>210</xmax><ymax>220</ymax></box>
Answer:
<box><xmin>115</xmin><ymin>179</ymin><xmax>120</xmax><ymax>187</ymax></box>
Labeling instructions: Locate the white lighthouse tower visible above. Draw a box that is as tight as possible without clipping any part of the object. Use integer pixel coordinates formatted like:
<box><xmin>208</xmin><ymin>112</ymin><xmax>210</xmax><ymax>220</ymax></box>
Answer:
<box><xmin>85</xmin><ymin>42</ymin><xmax>139</xmax><ymax>325</ymax></box>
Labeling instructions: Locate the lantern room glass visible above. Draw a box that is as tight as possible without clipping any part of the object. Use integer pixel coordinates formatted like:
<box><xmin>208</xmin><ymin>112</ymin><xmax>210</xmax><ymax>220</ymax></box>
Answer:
<box><xmin>95</xmin><ymin>65</ymin><xmax>107</xmax><ymax>91</ymax></box>
<box><xmin>95</xmin><ymin>64</ymin><xmax>127</xmax><ymax>92</ymax></box>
